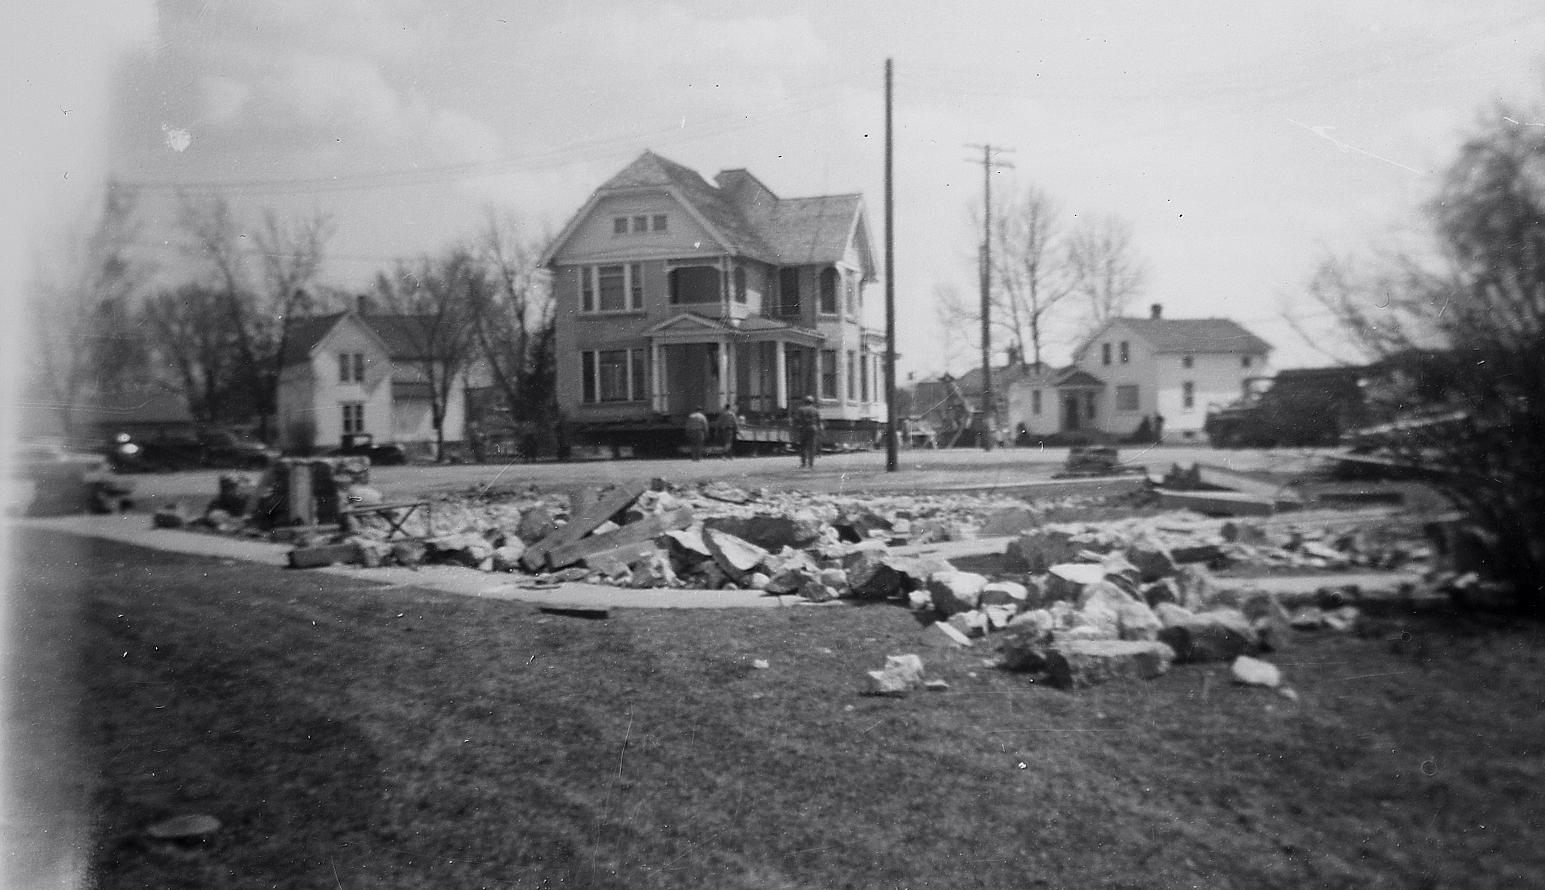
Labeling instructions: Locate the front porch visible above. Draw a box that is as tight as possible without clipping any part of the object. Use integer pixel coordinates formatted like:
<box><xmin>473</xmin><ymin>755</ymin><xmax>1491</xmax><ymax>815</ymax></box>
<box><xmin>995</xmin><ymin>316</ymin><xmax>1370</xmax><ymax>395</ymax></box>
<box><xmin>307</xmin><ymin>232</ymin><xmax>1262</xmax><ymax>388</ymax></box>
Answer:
<box><xmin>645</xmin><ymin>313</ymin><xmax>825</xmax><ymax>423</ymax></box>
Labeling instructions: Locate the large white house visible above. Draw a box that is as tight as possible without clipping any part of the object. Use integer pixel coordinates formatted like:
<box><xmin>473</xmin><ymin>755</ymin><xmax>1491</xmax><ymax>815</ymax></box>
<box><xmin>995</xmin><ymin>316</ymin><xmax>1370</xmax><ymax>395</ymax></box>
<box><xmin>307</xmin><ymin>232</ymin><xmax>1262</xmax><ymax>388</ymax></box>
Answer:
<box><xmin>276</xmin><ymin>310</ymin><xmax>470</xmax><ymax>454</ymax></box>
<box><xmin>1003</xmin><ymin>305</ymin><xmax>1272</xmax><ymax>442</ymax></box>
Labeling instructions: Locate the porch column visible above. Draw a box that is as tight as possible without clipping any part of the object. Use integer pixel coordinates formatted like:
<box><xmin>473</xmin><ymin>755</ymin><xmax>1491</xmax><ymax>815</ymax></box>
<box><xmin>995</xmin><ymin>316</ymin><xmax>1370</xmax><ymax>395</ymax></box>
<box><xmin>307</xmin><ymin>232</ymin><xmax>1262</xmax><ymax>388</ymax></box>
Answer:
<box><xmin>716</xmin><ymin>339</ymin><xmax>731</xmax><ymax>410</ymax></box>
<box><xmin>775</xmin><ymin>340</ymin><xmax>788</xmax><ymax>410</ymax></box>
<box><xmin>724</xmin><ymin>341</ymin><xmax>738</xmax><ymax>410</ymax></box>
<box><xmin>651</xmin><ymin>341</ymin><xmax>665</xmax><ymax>413</ymax></box>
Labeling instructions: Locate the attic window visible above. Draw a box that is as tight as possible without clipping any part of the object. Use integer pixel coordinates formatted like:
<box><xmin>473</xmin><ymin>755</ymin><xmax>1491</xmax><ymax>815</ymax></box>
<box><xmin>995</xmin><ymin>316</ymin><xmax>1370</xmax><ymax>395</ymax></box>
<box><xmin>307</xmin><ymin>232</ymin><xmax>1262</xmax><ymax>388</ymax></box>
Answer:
<box><xmin>613</xmin><ymin>217</ymin><xmax>628</xmax><ymax>235</ymax></box>
<box><xmin>1119</xmin><ymin>341</ymin><xmax>1130</xmax><ymax>364</ymax></box>
<box><xmin>652</xmin><ymin>214</ymin><xmax>667</xmax><ymax>232</ymax></box>
<box><xmin>632</xmin><ymin>215</ymin><xmax>648</xmax><ymax>233</ymax></box>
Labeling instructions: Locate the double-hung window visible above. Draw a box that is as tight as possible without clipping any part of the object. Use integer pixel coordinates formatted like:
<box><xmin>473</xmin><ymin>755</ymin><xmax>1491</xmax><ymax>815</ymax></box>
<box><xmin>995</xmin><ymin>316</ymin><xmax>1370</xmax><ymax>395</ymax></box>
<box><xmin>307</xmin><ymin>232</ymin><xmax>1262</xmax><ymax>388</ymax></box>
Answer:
<box><xmin>341</xmin><ymin>402</ymin><xmax>365</xmax><ymax>435</ymax></box>
<box><xmin>579</xmin><ymin>264</ymin><xmax>644</xmax><ymax>313</ymax></box>
<box><xmin>820</xmin><ymin>350</ymin><xmax>838</xmax><ymax>399</ymax></box>
<box><xmin>1182</xmin><ymin>381</ymin><xmax>1196</xmax><ymax>410</ymax></box>
<box><xmin>338</xmin><ymin>352</ymin><xmax>365</xmax><ymax>384</ymax></box>
<box><xmin>819</xmin><ymin>268</ymin><xmax>839</xmax><ymax>315</ymax></box>
<box><xmin>1116</xmin><ymin>384</ymin><xmax>1139</xmax><ymax>412</ymax></box>
<box><xmin>581</xmin><ymin>349</ymin><xmax>648</xmax><ymax>403</ymax></box>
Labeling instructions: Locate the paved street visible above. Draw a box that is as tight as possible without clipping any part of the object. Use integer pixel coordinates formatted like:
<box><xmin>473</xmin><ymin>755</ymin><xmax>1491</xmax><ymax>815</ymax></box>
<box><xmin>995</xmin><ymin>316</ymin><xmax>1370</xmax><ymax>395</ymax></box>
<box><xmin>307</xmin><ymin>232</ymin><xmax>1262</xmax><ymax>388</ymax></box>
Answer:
<box><xmin>118</xmin><ymin>445</ymin><xmax>1337</xmax><ymax>510</ymax></box>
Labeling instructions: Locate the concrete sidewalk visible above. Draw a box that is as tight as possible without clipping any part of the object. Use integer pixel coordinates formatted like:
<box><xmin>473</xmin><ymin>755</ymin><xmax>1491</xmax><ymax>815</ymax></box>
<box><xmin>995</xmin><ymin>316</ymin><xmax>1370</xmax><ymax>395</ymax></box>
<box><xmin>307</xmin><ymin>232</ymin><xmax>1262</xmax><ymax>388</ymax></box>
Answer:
<box><xmin>13</xmin><ymin>513</ymin><xmax>803</xmax><ymax>609</ymax></box>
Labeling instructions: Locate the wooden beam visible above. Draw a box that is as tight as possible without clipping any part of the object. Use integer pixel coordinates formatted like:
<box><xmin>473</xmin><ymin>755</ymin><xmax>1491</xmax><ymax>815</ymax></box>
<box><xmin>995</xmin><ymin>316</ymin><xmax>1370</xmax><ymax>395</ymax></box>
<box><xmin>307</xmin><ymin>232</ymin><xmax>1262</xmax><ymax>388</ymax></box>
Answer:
<box><xmin>546</xmin><ymin>506</ymin><xmax>695</xmax><ymax>570</ymax></box>
<box><xmin>522</xmin><ymin>480</ymin><xmax>648</xmax><ymax>571</ymax></box>
<box><xmin>1154</xmin><ymin>488</ymin><xmax>1276</xmax><ymax>517</ymax></box>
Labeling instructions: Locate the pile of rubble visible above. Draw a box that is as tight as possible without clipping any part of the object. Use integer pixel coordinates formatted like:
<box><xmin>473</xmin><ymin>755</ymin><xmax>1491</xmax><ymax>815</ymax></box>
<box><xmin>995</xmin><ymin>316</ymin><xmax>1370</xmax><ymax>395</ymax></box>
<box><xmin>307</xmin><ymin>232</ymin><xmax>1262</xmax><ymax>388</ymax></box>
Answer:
<box><xmin>884</xmin><ymin>523</ymin><xmax>1374</xmax><ymax>691</ymax></box>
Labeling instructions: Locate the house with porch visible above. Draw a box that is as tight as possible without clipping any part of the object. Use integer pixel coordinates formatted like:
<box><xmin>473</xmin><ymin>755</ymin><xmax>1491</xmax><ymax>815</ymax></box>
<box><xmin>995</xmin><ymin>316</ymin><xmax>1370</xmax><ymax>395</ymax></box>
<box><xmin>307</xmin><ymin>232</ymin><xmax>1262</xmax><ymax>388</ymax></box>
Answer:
<box><xmin>276</xmin><ymin>309</ymin><xmax>470</xmax><ymax>456</ymax></box>
<box><xmin>1004</xmin><ymin>305</ymin><xmax>1272</xmax><ymax>442</ymax></box>
<box><xmin>540</xmin><ymin>150</ymin><xmax>884</xmax><ymax>452</ymax></box>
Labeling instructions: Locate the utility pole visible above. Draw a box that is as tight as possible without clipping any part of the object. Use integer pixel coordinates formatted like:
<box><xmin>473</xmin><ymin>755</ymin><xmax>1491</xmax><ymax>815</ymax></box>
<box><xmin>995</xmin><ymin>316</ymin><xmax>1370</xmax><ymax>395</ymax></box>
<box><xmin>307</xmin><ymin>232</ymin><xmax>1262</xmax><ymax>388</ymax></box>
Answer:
<box><xmin>966</xmin><ymin>143</ymin><xmax>1013</xmax><ymax>450</ymax></box>
<box><xmin>884</xmin><ymin>58</ymin><xmax>898</xmax><ymax>472</ymax></box>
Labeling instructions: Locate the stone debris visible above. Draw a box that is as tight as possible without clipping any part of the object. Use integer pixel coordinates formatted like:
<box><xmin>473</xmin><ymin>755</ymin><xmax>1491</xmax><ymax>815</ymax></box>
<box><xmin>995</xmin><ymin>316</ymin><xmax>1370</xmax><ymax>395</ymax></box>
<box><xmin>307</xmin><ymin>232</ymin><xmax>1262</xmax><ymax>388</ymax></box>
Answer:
<box><xmin>1231</xmin><ymin>655</ymin><xmax>1283</xmax><ymax>688</ymax></box>
<box><xmin>1046</xmin><ymin>639</ymin><xmax>1176</xmax><ymax>688</ymax></box>
<box><xmin>864</xmin><ymin>653</ymin><xmax>926</xmax><ymax>696</ymax></box>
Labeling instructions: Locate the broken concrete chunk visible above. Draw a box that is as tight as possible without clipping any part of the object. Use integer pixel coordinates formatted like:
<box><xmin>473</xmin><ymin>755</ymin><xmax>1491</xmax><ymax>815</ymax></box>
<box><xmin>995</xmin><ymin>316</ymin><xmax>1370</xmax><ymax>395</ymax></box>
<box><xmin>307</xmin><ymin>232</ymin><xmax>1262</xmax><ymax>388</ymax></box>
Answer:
<box><xmin>391</xmin><ymin>540</ymin><xmax>427</xmax><ymax>567</ymax></box>
<box><xmin>1322</xmin><ymin>605</ymin><xmax>1361</xmax><ymax>632</ymax></box>
<box><xmin>865</xmin><ymin>669</ymin><xmax>911</xmax><ymax>696</ymax></box>
<box><xmin>983</xmin><ymin>604</ymin><xmax>1017</xmax><ymax>631</ymax></box>
<box><xmin>1231</xmin><ymin>655</ymin><xmax>1283</xmax><ymax>688</ymax></box>
<box><xmin>704</xmin><ymin>514</ymin><xmax>821</xmax><ymax>550</ymax></box>
<box><xmin>288</xmin><ymin>541</ymin><xmax>361</xmax><ymax>569</ymax></box>
<box><xmin>980</xmin><ymin>505</ymin><xmax>1039</xmax><ymax>537</ymax></box>
<box><xmin>1127</xmin><ymin>535</ymin><xmax>1177</xmax><ymax>582</ymax></box>
<box><xmin>927</xmin><ymin>571</ymin><xmax>989</xmax><ymax>615</ymax></box>
<box><xmin>906</xmin><ymin>589</ymin><xmax>934</xmax><ymax>611</ymax></box>
<box><xmin>1288</xmin><ymin>606</ymin><xmax>1328</xmax><ymax>630</ymax></box>
<box><xmin>1045</xmin><ymin>640</ymin><xmax>1176</xmax><ymax>688</ymax></box>
<box><xmin>1153</xmin><ymin>601</ymin><xmax>1195</xmax><ymax>628</ymax></box>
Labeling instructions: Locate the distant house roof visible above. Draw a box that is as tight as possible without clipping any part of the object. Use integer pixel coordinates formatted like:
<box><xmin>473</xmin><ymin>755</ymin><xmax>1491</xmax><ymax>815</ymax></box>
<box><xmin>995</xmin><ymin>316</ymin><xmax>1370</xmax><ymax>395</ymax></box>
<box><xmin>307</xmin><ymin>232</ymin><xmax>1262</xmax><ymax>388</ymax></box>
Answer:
<box><xmin>280</xmin><ymin>312</ymin><xmax>446</xmax><ymax>366</ymax></box>
<box><xmin>1091</xmin><ymin>317</ymin><xmax>1272</xmax><ymax>355</ymax></box>
<box><xmin>950</xmin><ymin>362</ymin><xmax>1095</xmax><ymax>395</ymax></box>
<box><xmin>550</xmin><ymin>150</ymin><xmax>873</xmax><ymax>274</ymax></box>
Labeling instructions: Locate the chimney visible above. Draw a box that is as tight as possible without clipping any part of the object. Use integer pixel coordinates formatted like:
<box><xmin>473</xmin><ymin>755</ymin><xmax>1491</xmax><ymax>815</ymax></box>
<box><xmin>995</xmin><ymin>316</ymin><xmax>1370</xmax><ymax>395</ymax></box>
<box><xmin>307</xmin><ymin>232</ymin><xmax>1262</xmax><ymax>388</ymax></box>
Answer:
<box><xmin>1150</xmin><ymin>303</ymin><xmax>1163</xmax><ymax>320</ymax></box>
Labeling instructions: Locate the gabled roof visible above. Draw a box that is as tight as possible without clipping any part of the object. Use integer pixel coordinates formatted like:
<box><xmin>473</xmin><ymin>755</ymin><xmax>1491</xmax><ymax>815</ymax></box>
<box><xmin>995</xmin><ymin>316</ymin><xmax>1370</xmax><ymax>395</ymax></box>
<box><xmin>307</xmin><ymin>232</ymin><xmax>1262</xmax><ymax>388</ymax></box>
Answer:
<box><xmin>279</xmin><ymin>312</ymin><xmax>444</xmax><ymax>366</ymax></box>
<box><xmin>546</xmin><ymin>150</ymin><xmax>872</xmax><ymax>272</ymax></box>
<box><xmin>1092</xmin><ymin>317</ymin><xmax>1272</xmax><ymax>355</ymax></box>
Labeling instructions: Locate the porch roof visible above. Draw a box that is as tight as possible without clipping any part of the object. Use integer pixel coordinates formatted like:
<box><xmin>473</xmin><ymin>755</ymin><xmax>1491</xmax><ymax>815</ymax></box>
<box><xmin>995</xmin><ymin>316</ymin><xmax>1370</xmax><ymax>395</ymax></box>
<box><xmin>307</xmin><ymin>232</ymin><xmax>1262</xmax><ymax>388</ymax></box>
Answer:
<box><xmin>644</xmin><ymin>312</ymin><xmax>824</xmax><ymax>346</ymax></box>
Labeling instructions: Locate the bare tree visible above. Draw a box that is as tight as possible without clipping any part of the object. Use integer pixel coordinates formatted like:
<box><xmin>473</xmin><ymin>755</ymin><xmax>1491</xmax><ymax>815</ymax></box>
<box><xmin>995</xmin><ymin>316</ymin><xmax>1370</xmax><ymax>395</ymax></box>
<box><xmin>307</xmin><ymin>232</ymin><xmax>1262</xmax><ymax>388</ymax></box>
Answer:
<box><xmin>141</xmin><ymin>283</ymin><xmax>243</xmax><ymax>424</ymax></box>
<box><xmin>991</xmin><ymin>187</ymin><xmax>1074</xmax><ymax>367</ymax></box>
<box><xmin>1309</xmin><ymin>103</ymin><xmax>1545</xmax><ymax>606</ymax></box>
<box><xmin>176</xmin><ymin>194</ymin><xmax>335</xmax><ymax>437</ymax></box>
<box><xmin>374</xmin><ymin>248</ymin><xmax>483</xmax><ymax>460</ymax></box>
<box><xmin>27</xmin><ymin>182</ymin><xmax>152</xmax><ymax>436</ymax></box>
<box><xmin>470</xmin><ymin>211</ymin><xmax>557</xmax><ymax>451</ymax></box>
<box><xmin>1067</xmin><ymin>214</ymin><xmax>1146</xmax><ymax>331</ymax></box>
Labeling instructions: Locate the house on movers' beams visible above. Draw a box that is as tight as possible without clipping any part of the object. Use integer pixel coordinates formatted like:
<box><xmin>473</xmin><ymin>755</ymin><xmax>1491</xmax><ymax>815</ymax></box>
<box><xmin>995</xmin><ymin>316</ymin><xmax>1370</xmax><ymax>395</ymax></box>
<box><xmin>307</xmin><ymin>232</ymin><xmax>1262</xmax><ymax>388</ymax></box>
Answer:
<box><xmin>541</xmin><ymin>150</ymin><xmax>884</xmax><ymax>452</ymax></box>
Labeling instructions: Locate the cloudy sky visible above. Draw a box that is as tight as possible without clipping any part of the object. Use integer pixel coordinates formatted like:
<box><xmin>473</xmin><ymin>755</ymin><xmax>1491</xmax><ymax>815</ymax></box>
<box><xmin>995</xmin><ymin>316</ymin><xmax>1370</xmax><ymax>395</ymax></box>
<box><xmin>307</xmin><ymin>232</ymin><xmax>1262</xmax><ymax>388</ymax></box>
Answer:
<box><xmin>23</xmin><ymin>0</ymin><xmax>1545</xmax><ymax>376</ymax></box>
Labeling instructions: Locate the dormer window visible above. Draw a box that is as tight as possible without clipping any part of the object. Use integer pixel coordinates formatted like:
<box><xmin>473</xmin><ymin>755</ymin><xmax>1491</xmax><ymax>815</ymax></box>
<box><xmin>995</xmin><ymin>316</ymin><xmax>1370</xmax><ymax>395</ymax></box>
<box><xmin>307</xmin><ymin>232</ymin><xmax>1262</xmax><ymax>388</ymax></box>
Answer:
<box><xmin>614</xmin><ymin>215</ymin><xmax>668</xmax><ymax>235</ymax></box>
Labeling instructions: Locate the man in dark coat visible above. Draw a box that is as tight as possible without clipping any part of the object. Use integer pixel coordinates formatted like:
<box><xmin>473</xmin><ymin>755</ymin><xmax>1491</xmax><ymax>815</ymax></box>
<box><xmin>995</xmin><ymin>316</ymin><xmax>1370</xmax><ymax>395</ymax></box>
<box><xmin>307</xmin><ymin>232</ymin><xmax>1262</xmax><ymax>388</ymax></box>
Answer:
<box><xmin>714</xmin><ymin>404</ymin><xmax>740</xmax><ymax>460</ymax></box>
<box><xmin>792</xmin><ymin>395</ymin><xmax>823</xmax><ymax>469</ymax></box>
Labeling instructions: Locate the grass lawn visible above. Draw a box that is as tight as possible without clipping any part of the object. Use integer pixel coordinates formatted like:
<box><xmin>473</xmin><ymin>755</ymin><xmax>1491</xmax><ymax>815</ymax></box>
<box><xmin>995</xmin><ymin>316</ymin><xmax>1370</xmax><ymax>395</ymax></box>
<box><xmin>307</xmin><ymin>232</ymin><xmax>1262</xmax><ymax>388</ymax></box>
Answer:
<box><xmin>26</xmin><ymin>529</ymin><xmax>1545</xmax><ymax>888</ymax></box>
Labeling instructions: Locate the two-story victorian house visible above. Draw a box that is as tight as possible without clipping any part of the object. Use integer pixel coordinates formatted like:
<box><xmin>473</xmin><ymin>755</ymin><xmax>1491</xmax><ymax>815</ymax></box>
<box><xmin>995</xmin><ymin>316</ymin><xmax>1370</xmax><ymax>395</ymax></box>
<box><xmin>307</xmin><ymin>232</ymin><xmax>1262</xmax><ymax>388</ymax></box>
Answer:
<box><xmin>540</xmin><ymin>151</ymin><xmax>884</xmax><ymax>453</ymax></box>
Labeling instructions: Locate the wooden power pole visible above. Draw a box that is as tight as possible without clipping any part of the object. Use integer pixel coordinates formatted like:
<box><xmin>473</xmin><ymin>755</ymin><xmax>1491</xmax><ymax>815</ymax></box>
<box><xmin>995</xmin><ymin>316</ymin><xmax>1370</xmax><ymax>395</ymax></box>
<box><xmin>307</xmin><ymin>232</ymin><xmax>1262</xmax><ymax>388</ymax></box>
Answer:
<box><xmin>884</xmin><ymin>58</ymin><xmax>898</xmax><ymax>472</ymax></box>
<box><xmin>966</xmin><ymin>143</ymin><xmax>1013</xmax><ymax>450</ymax></box>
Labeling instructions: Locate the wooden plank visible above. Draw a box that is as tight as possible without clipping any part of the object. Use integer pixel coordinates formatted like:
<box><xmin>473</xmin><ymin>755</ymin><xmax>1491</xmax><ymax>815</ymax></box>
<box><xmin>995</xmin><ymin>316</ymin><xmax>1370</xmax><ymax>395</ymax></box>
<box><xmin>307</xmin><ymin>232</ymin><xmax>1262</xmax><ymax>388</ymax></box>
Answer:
<box><xmin>1194</xmin><ymin>463</ymin><xmax>1300</xmax><ymax>502</ymax></box>
<box><xmin>522</xmin><ymin>480</ymin><xmax>648</xmax><ymax>570</ymax></box>
<box><xmin>546</xmin><ymin>506</ymin><xmax>695</xmax><ymax>570</ymax></box>
<box><xmin>1154</xmin><ymin>488</ymin><xmax>1276</xmax><ymax>517</ymax></box>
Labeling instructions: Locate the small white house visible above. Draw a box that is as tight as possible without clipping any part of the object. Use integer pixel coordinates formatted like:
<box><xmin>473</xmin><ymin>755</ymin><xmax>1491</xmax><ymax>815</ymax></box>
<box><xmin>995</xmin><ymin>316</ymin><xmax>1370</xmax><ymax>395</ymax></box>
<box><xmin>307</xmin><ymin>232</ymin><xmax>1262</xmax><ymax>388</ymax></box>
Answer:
<box><xmin>276</xmin><ymin>311</ymin><xmax>469</xmax><ymax>454</ymax></box>
<box><xmin>1004</xmin><ymin>305</ymin><xmax>1272</xmax><ymax>442</ymax></box>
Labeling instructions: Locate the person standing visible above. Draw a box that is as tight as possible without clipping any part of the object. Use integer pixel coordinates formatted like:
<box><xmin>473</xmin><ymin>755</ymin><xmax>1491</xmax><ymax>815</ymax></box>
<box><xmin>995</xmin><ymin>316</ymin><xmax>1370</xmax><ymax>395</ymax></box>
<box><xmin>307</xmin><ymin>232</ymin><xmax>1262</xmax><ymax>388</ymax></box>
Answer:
<box><xmin>714</xmin><ymin>403</ymin><xmax>740</xmax><ymax>460</ymax></box>
<box><xmin>792</xmin><ymin>395</ymin><xmax>823</xmax><ymax>469</ymax></box>
<box><xmin>685</xmin><ymin>407</ymin><xmax>709</xmax><ymax>461</ymax></box>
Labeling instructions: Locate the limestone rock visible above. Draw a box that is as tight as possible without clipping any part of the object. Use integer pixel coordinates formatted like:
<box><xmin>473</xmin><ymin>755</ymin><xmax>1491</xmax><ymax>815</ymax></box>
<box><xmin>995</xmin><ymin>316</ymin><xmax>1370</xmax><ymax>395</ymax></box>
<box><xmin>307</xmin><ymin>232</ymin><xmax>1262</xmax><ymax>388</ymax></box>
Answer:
<box><xmin>704</xmin><ymin>514</ymin><xmax>820</xmax><ymax>550</ymax></box>
<box><xmin>1045</xmin><ymin>640</ymin><xmax>1176</xmax><ymax>688</ymax></box>
<box><xmin>1157</xmin><ymin>608</ymin><xmax>1258</xmax><ymax>663</ymax></box>
<box><xmin>999</xmin><ymin>629</ymin><xmax>1053</xmax><ymax>673</ymax></box>
<box><xmin>703</xmin><ymin>527</ymin><xmax>770</xmax><ymax>581</ymax></box>
<box><xmin>984</xmin><ymin>604</ymin><xmax>1017</xmax><ymax>630</ymax></box>
<box><xmin>980</xmin><ymin>505</ymin><xmax>1039</xmax><ymax>536</ymax></box>
<box><xmin>391</xmin><ymin>540</ymin><xmax>427</xmax><ymax>567</ymax></box>
<box><xmin>1231</xmin><ymin>655</ymin><xmax>1283</xmax><ymax>688</ymax></box>
<box><xmin>947</xmin><ymin>609</ymin><xmax>990</xmax><ymax>639</ymax></box>
<box><xmin>491</xmin><ymin>540</ymin><xmax>527</xmax><ymax>572</ymax></box>
<box><xmin>907</xmin><ymin>589</ymin><xmax>934</xmax><ymax>611</ymax></box>
<box><xmin>928</xmin><ymin>571</ymin><xmax>989</xmax><ymax>615</ymax></box>
<box><xmin>1153</xmin><ymin>601</ymin><xmax>1195</xmax><ymax>628</ymax></box>
<box><xmin>1005</xmin><ymin>528</ymin><xmax>1077</xmax><ymax>573</ymax></box>
<box><xmin>516</xmin><ymin>506</ymin><xmax>558</xmax><ymax>544</ymax></box>
<box><xmin>844</xmin><ymin>549</ymin><xmax>904</xmax><ymax>599</ymax></box>
<box><xmin>979</xmin><ymin>580</ymin><xmax>1029</xmax><ymax>607</ymax></box>
<box><xmin>1288</xmin><ymin>606</ymin><xmax>1328</xmax><ymax>630</ymax></box>
<box><xmin>1047</xmin><ymin>562</ymin><xmax>1106</xmax><ymax>601</ymax></box>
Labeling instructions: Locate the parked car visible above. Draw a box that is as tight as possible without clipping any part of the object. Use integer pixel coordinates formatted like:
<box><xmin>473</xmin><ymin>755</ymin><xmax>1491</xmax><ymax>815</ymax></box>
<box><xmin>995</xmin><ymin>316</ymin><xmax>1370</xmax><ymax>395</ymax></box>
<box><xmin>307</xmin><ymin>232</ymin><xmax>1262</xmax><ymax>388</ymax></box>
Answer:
<box><xmin>323</xmin><ymin>433</ymin><xmax>408</xmax><ymax>466</ymax></box>
<box><xmin>107</xmin><ymin>429</ymin><xmax>279</xmax><ymax>472</ymax></box>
